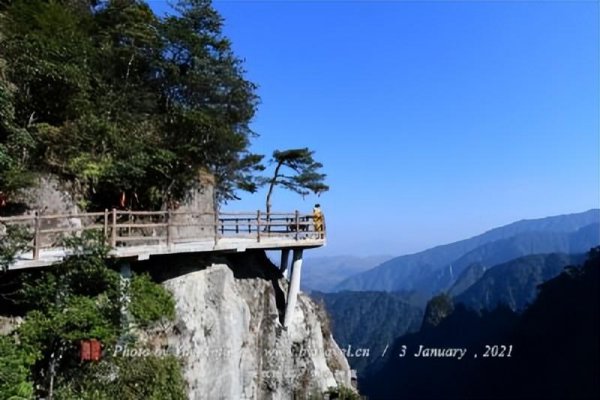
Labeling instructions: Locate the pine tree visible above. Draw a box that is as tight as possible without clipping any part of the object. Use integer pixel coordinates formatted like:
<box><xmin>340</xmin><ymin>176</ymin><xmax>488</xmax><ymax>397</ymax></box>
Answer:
<box><xmin>262</xmin><ymin>148</ymin><xmax>329</xmax><ymax>215</ymax></box>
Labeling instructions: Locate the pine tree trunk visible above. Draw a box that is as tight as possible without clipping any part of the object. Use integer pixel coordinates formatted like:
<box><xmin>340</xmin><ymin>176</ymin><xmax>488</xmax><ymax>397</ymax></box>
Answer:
<box><xmin>265</xmin><ymin>162</ymin><xmax>282</xmax><ymax>232</ymax></box>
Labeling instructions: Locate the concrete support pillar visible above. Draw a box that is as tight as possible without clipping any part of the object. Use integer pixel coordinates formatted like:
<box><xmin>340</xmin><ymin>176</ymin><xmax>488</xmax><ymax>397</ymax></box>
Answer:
<box><xmin>283</xmin><ymin>249</ymin><xmax>303</xmax><ymax>328</ymax></box>
<box><xmin>280</xmin><ymin>249</ymin><xmax>290</xmax><ymax>274</ymax></box>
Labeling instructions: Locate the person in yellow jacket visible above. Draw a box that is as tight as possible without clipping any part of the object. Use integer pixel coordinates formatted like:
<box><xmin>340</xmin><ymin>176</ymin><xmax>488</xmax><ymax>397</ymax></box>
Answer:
<box><xmin>313</xmin><ymin>204</ymin><xmax>324</xmax><ymax>238</ymax></box>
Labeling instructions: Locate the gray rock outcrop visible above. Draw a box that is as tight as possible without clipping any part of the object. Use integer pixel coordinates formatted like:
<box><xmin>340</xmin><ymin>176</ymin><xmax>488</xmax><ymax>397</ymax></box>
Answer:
<box><xmin>170</xmin><ymin>170</ymin><xmax>216</xmax><ymax>241</ymax></box>
<box><xmin>142</xmin><ymin>253</ymin><xmax>352</xmax><ymax>399</ymax></box>
<box><xmin>5</xmin><ymin>174</ymin><xmax>83</xmax><ymax>247</ymax></box>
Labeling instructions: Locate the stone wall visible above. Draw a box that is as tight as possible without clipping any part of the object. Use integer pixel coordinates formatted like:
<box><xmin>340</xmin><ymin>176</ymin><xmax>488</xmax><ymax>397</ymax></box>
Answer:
<box><xmin>171</xmin><ymin>170</ymin><xmax>216</xmax><ymax>242</ymax></box>
<box><xmin>8</xmin><ymin>174</ymin><xmax>83</xmax><ymax>247</ymax></box>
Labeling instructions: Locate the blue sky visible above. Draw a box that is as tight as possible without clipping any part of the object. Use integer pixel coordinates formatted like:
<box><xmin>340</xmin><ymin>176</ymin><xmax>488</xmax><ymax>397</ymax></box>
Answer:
<box><xmin>149</xmin><ymin>0</ymin><xmax>599</xmax><ymax>256</ymax></box>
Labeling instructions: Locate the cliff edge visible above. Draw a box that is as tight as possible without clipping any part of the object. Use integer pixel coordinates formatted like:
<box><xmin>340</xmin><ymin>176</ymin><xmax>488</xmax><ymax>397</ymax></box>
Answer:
<box><xmin>141</xmin><ymin>251</ymin><xmax>352</xmax><ymax>399</ymax></box>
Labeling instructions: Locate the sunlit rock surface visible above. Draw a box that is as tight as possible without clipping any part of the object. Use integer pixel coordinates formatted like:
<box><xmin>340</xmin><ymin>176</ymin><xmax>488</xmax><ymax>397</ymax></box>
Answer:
<box><xmin>145</xmin><ymin>253</ymin><xmax>351</xmax><ymax>399</ymax></box>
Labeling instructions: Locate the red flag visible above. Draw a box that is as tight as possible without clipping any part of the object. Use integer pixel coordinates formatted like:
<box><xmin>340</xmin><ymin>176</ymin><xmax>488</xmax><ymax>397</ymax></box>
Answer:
<box><xmin>90</xmin><ymin>339</ymin><xmax>101</xmax><ymax>361</ymax></box>
<box><xmin>80</xmin><ymin>339</ymin><xmax>102</xmax><ymax>361</ymax></box>
<box><xmin>80</xmin><ymin>340</ymin><xmax>91</xmax><ymax>361</ymax></box>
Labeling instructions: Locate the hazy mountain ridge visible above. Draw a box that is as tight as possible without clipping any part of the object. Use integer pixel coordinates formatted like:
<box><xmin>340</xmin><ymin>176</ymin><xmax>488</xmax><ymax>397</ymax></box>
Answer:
<box><xmin>455</xmin><ymin>252</ymin><xmax>587</xmax><ymax>312</ymax></box>
<box><xmin>301</xmin><ymin>255</ymin><xmax>392</xmax><ymax>292</ymax></box>
<box><xmin>335</xmin><ymin>210</ymin><xmax>600</xmax><ymax>294</ymax></box>
<box><xmin>316</xmin><ymin>211</ymin><xmax>599</xmax><ymax>389</ymax></box>
<box><xmin>315</xmin><ymin>251</ymin><xmax>588</xmax><ymax>384</ymax></box>
<box><xmin>418</xmin><ymin>224</ymin><xmax>600</xmax><ymax>294</ymax></box>
<box><xmin>448</xmin><ymin>262</ymin><xmax>487</xmax><ymax>296</ymax></box>
<box><xmin>362</xmin><ymin>248</ymin><xmax>600</xmax><ymax>399</ymax></box>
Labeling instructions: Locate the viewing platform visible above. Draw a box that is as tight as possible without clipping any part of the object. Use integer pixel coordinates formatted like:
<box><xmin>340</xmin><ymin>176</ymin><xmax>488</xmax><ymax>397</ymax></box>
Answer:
<box><xmin>1</xmin><ymin>208</ymin><xmax>324</xmax><ymax>327</ymax></box>
<box><xmin>0</xmin><ymin>210</ymin><xmax>326</xmax><ymax>271</ymax></box>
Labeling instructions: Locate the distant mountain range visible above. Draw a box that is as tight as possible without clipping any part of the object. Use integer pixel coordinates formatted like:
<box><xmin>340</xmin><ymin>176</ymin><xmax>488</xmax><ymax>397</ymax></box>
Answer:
<box><xmin>301</xmin><ymin>255</ymin><xmax>392</xmax><ymax>292</ymax></box>
<box><xmin>361</xmin><ymin>249</ymin><xmax>600</xmax><ymax>400</ymax></box>
<box><xmin>448</xmin><ymin>262</ymin><xmax>487</xmax><ymax>296</ymax></box>
<box><xmin>335</xmin><ymin>209</ymin><xmax>600</xmax><ymax>295</ymax></box>
<box><xmin>455</xmin><ymin>252</ymin><xmax>587</xmax><ymax>312</ymax></box>
<box><xmin>314</xmin><ymin>251</ymin><xmax>588</xmax><ymax>380</ymax></box>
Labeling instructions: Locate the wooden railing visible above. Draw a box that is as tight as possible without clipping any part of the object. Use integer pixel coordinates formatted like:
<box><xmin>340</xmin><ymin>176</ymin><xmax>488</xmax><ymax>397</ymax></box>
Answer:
<box><xmin>0</xmin><ymin>210</ymin><xmax>326</xmax><ymax>260</ymax></box>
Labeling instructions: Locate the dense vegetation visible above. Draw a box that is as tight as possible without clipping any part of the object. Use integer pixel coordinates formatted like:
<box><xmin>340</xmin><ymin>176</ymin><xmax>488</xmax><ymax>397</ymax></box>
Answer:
<box><xmin>0</xmin><ymin>0</ymin><xmax>263</xmax><ymax>210</ymax></box>
<box><xmin>0</xmin><ymin>1</ymin><xmax>332</xmax><ymax>398</ymax></box>
<box><xmin>0</xmin><ymin>2</ymin><xmax>333</xmax><ymax>399</ymax></box>
<box><xmin>455</xmin><ymin>252</ymin><xmax>587</xmax><ymax>312</ymax></box>
<box><xmin>362</xmin><ymin>247</ymin><xmax>600</xmax><ymax>399</ymax></box>
<box><xmin>0</xmin><ymin>232</ymin><xmax>184</xmax><ymax>399</ymax></box>
<box><xmin>311</xmin><ymin>291</ymin><xmax>423</xmax><ymax>375</ymax></box>
<box><xmin>2</xmin><ymin>3</ymin><xmax>259</xmax><ymax>393</ymax></box>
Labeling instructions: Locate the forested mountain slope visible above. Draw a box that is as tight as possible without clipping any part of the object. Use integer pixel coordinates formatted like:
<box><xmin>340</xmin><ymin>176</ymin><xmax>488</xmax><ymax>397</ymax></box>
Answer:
<box><xmin>336</xmin><ymin>211</ymin><xmax>599</xmax><ymax>294</ymax></box>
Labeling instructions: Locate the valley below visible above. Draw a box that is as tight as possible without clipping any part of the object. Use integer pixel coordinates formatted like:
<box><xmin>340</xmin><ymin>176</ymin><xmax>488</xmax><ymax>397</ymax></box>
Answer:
<box><xmin>306</xmin><ymin>209</ymin><xmax>600</xmax><ymax>399</ymax></box>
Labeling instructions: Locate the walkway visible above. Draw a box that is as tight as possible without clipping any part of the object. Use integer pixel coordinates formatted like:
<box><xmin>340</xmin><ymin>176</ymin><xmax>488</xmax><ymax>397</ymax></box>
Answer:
<box><xmin>1</xmin><ymin>210</ymin><xmax>325</xmax><ymax>270</ymax></box>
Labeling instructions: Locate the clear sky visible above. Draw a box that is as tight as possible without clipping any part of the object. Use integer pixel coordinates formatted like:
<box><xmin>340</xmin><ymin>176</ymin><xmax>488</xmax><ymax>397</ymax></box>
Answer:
<box><xmin>149</xmin><ymin>0</ymin><xmax>600</xmax><ymax>257</ymax></box>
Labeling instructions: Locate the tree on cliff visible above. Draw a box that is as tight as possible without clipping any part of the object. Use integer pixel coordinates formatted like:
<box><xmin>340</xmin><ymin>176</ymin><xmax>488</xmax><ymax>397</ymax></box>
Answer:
<box><xmin>0</xmin><ymin>0</ymin><xmax>262</xmax><ymax>209</ymax></box>
<box><xmin>261</xmin><ymin>148</ymin><xmax>329</xmax><ymax>215</ymax></box>
<box><xmin>0</xmin><ymin>23</ymin><xmax>33</xmax><ymax>201</ymax></box>
<box><xmin>421</xmin><ymin>293</ymin><xmax>454</xmax><ymax>330</ymax></box>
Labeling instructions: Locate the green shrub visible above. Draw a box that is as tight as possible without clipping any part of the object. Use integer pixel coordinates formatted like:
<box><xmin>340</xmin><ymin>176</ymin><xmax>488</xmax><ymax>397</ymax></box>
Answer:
<box><xmin>0</xmin><ymin>334</ymin><xmax>35</xmax><ymax>400</ymax></box>
<box><xmin>326</xmin><ymin>385</ymin><xmax>361</xmax><ymax>400</ymax></box>
<box><xmin>11</xmin><ymin>233</ymin><xmax>183</xmax><ymax>398</ymax></box>
<box><xmin>0</xmin><ymin>225</ymin><xmax>31</xmax><ymax>272</ymax></box>
<box><xmin>130</xmin><ymin>272</ymin><xmax>176</xmax><ymax>328</ymax></box>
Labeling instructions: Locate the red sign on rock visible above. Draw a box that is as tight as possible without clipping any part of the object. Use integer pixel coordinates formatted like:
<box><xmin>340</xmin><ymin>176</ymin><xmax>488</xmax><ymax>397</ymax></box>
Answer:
<box><xmin>80</xmin><ymin>339</ymin><xmax>102</xmax><ymax>361</ymax></box>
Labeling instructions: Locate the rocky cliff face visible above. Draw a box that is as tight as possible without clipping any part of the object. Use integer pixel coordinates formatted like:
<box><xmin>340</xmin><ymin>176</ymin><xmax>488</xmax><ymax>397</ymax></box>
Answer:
<box><xmin>141</xmin><ymin>251</ymin><xmax>352</xmax><ymax>399</ymax></box>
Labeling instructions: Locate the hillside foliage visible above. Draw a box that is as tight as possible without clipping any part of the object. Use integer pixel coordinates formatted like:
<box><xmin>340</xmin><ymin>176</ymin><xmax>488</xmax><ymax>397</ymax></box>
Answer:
<box><xmin>0</xmin><ymin>0</ymin><xmax>262</xmax><ymax>209</ymax></box>
<box><xmin>0</xmin><ymin>232</ymin><xmax>184</xmax><ymax>399</ymax></box>
<box><xmin>311</xmin><ymin>291</ymin><xmax>423</xmax><ymax>375</ymax></box>
<box><xmin>363</xmin><ymin>247</ymin><xmax>600</xmax><ymax>399</ymax></box>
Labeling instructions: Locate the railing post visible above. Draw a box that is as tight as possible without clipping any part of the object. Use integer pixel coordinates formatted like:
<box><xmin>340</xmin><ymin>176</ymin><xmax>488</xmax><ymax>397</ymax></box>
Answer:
<box><xmin>103</xmin><ymin>209</ymin><xmax>108</xmax><ymax>244</ymax></box>
<box><xmin>166</xmin><ymin>209</ymin><xmax>172</xmax><ymax>247</ymax></box>
<box><xmin>213</xmin><ymin>210</ymin><xmax>219</xmax><ymax>246</ymax></box>
<box><xmin>257</xmin><ymin>210</ymin><xmax>261</xmax><ymax>242</ymax></box>
<box><xmin>235</xmin><ymin>218</ymin><xmax>239</xmax><ymax>234</ymax></box>
<box><xmin>295</xmin><ymin>210</ymin><xmax>299</xmax><ymax>240</ymax></box>
<box><xmin>111</xmin><ymin>208</ymin><xmax>117</xmax><ymax>248</ymax></box>
<box><xmin>33</xmin><ymin>211</ymin><xmax>40</xmax><ymax>260</ymax></box>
